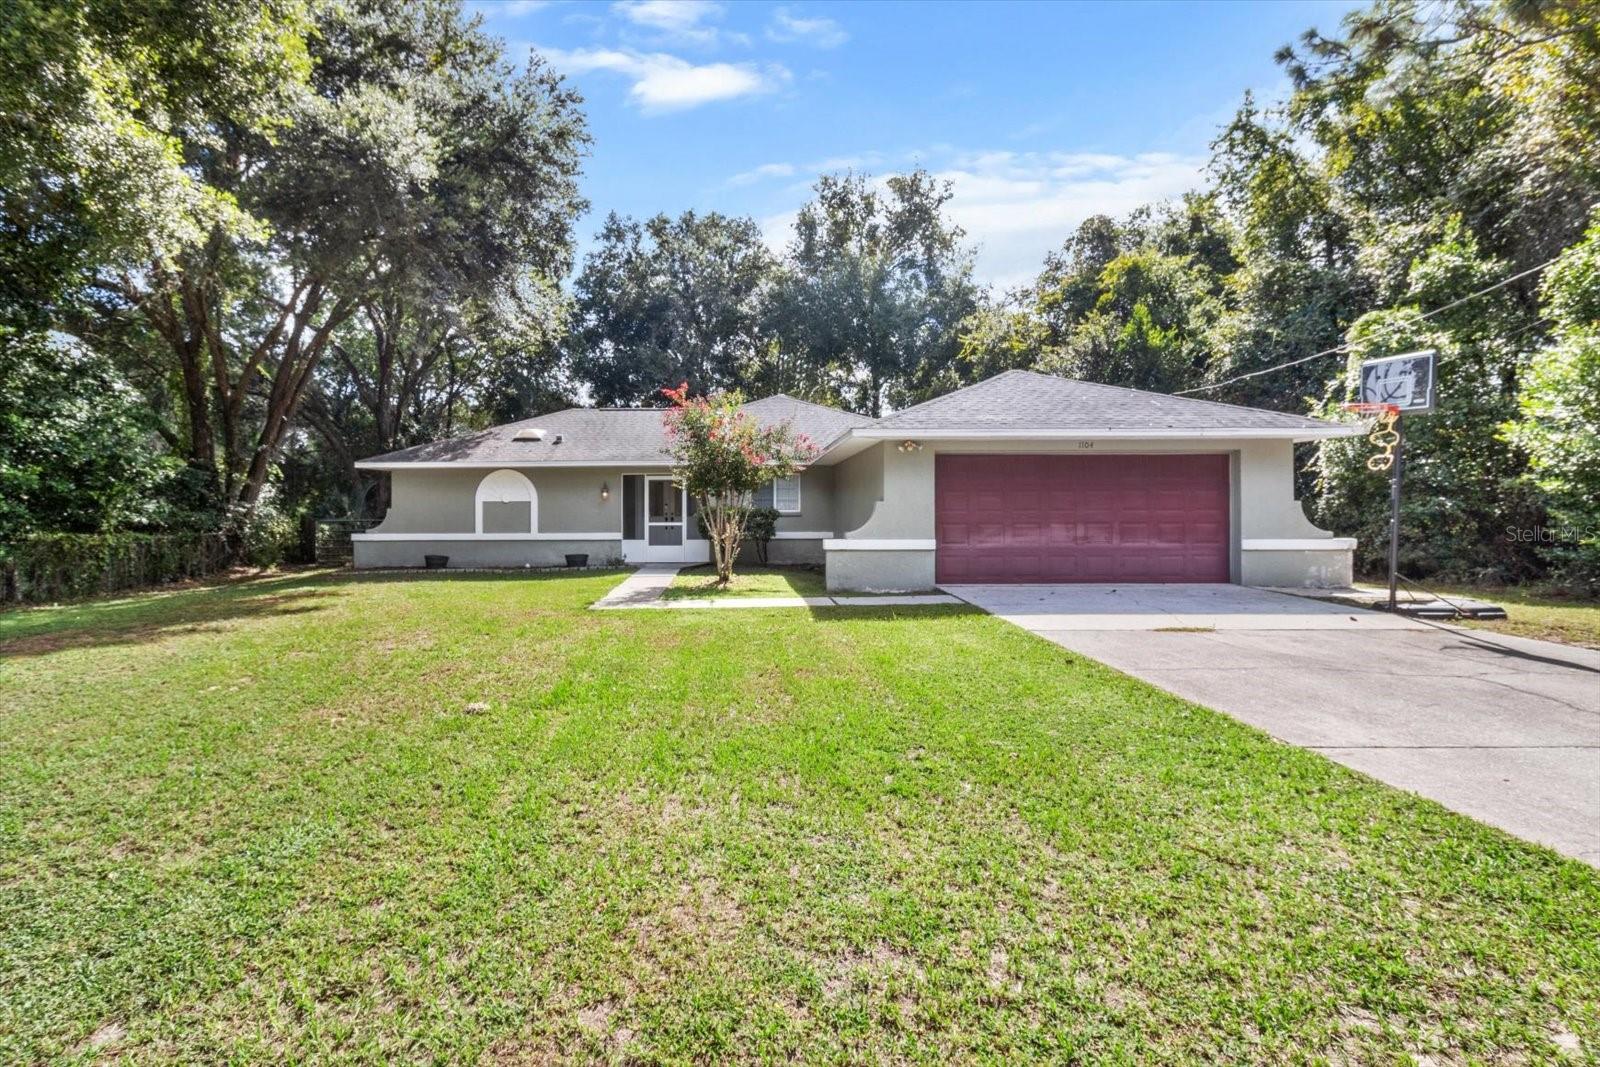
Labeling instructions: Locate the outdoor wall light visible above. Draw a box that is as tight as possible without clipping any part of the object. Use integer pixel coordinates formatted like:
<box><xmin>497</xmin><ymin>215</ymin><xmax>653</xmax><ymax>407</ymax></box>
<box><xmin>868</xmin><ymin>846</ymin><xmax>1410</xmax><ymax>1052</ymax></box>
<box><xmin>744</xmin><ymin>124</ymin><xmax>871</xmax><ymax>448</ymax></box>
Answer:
<box><xmin>600</xmin><ymin>481</ymin><xmax>610</xmax><ymax>501</ymax></box>
<box><xmin>897</xmin><ymin>440</ymin><xmax>923</xmax><ymax>453</ymax></box>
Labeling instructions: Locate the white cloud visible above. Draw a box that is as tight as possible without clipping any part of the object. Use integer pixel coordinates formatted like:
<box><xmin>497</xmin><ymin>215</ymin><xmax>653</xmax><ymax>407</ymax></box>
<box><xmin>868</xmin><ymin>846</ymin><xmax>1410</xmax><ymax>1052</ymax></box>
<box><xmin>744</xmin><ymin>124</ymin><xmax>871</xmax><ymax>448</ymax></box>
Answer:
<box><xmin>745</xmin><ymin>148</ymin><xmax>1205</xmax><ymax>288</ymax></box>
<box><xmin>806</xmin><ymin>152</ymin><xmax>882</xmax><ymax>172</ymax></box>
<box><xmin>538</xmin><ymin>46</ymin><xmax>788</xmax><ymax>112</ymax></box>
<box><xmin>613</xmin><ymin>0</ymin><xmax>727</xmax><ymax>46</ymax></box>
<box><xmin>615</xmin><ymin>0</ymin><xmax>718</xmax><ymax>30</ymax></box>
<box><xmin>728</xmin><ymin>162</ymin><xmax>797</xmax><ymax>186</ymax></box>
<box><xmin>766</xmin><ymin>7</ymin><xmax>848</xmax><ymax>48</ymax></box>
<box><xmin>933</xmin><ymin>150</ymin><xmax>1206</xmax><ymax>287</ymax></box>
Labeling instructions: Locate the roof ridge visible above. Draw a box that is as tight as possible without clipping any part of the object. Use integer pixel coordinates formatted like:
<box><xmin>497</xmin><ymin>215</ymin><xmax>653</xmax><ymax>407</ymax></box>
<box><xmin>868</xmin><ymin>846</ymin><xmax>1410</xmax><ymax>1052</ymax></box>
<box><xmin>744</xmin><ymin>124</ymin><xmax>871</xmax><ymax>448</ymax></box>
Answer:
<box><xmin>875</xmin><ymin>368</ymin><xmax>1330</xmax><ymax>428</ymax></box>
<box><xmin>743</xmin><ymin>392</ymin><xmax>873</xmax><ymax>421</ymax></box>
<box><xmin>1041</xmin><ymin>373</ymin><xmax>1329</xmax><ymax>423</ymax></box>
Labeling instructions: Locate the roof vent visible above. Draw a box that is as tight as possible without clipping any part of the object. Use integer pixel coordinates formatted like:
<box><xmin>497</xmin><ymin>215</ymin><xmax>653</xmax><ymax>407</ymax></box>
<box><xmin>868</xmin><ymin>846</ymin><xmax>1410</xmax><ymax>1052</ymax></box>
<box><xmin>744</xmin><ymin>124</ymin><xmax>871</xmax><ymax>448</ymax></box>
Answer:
<box><xmin>513</xmin><ymin>428</ymin><xmax>545</xmax><ymax>442</ymax></box>
<box><xmin>552</xmin><ymin>433</ymin><xmax>564</xmax><ymax>445</ymax></box>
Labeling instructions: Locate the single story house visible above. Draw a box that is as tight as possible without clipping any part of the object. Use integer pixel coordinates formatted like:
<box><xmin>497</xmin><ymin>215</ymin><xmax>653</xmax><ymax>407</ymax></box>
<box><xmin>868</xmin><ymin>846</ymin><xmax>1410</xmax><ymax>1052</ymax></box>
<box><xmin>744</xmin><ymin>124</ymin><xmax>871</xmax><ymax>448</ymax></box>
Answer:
<box><xmin>353</xmin><ymin>369</ymin><xmax>1362</xmax><ymax>591</ymax></box>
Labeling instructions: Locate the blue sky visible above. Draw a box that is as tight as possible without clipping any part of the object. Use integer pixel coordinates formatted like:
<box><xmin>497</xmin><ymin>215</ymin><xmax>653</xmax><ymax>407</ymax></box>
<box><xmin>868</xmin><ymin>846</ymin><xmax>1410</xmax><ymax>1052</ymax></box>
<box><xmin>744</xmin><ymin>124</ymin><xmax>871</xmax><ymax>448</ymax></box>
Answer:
<box><xmin>469</xmin><ymin>0</ymin><xmax>1360</xmax><ymax>288</ymax></box>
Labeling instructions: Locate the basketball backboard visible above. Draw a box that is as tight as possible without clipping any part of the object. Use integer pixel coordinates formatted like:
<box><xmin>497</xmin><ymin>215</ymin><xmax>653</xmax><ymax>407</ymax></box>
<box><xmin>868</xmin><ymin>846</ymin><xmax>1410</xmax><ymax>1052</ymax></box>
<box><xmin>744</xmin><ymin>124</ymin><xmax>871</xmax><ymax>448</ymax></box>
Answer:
<box><xmin>1358</xmin><ymin>350</ymin><xmax>1436</xmax><ymax>414</ymax></box>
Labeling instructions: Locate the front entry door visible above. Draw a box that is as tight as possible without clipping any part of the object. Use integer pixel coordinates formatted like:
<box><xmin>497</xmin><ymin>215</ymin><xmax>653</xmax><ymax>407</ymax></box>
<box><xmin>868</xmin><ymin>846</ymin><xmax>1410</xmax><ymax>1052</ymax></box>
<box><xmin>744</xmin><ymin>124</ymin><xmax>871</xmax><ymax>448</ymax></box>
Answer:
<box><xmin>645</xmin><ymin>477</ymin><xmax>686</xmax><ymax>562</ymax></box>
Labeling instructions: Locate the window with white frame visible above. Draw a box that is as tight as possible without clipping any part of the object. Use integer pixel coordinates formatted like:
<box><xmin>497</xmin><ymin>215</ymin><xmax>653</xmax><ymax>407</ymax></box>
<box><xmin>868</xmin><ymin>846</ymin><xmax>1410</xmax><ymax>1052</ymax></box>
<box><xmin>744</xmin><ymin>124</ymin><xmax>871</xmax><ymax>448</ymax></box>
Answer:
<box><xmin>754</xmin><ymin>475</ymin><xmax>801</xmax><ymax>514</ymax></box>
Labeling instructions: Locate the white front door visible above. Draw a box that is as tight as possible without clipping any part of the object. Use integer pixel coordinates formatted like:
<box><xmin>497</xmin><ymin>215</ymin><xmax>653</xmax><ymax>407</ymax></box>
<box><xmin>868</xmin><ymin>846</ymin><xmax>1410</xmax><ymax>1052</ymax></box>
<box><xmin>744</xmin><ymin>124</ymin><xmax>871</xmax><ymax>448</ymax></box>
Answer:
<box><xmin>645</xmin><ymin>477</ymin><xmax>686</xmax><ymax>562</ymax></box>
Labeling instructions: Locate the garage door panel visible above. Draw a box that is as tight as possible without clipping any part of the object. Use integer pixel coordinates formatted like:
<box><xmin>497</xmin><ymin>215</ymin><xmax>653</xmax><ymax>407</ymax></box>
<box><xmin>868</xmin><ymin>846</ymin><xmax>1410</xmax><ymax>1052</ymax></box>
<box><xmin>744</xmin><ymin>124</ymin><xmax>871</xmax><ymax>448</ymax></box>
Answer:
<box><xmin>972</xmin><ymin>523</ymin><xmax>1007</xmax><ymax>547</ymax></box>
<box><xmin>1158</xmin><ymin>524</ymin><xmax>1196</xmax><ymax>547</ymax></box>
<box><xmin>936</xmin><ymin>454</ymin><xmax>1230</xmax><ymax>584</ymax></box>
<box><xmin>1119</xmin><ymin>522</ymin><xmax>1151</xmax><ymax>545</ymax></box>
<box><xmin>1008</xmin><ymin>522</ymin><xmax>1042</xmax><ymax>546</ymax></box>
<box><xmin>1080</xmin><ymin>554</ymin><xmax>1117</xmax><ymax>579</ymax></box>
<box><xmin>1080</xmin><ymin>522</ymin><xmax>1114</xmax><ymax>545</ymax></box>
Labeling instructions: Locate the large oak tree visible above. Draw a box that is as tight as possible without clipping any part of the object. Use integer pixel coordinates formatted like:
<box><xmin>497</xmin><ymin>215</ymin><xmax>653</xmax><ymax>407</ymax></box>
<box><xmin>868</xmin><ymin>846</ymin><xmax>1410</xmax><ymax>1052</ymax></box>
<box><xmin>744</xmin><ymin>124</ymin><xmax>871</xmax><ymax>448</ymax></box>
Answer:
<box><xmin>570</xmin><ymin>211</ymin><xmax>775</xmax><ymax>406</ymax></box>
<box><xmin>769</xmin><ymin>171</ymin><xmax>978</xmax><ymax>416</ymax></box>
<box><xmin>86</xmin><ymin>0</ymin><xmax>587</xmax><ymax>537</ymax></box>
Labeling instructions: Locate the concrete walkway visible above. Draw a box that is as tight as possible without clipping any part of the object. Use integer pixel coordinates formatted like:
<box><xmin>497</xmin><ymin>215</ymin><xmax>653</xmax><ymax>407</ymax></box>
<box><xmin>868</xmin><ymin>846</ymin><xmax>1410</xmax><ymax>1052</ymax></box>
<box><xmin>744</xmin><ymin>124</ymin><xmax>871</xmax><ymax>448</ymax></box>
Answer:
<box><xmin>949</xmin><ymin>583</ymin><xmax>1600</xmax><ymax>866</ymax></box>
<box><xmin>592</xmin><ymin>566</ymin><xmax>962</xmax><ymax>610</ymax></box>
<box><xmin>656</xmin><ymin>593</ymin><xmax>963</xmax><ymax>609</ymax></box>
<box><xmin>590</xmin><ymin>564</ymin><xmax>683</xmax><ymax>608</ymax></box>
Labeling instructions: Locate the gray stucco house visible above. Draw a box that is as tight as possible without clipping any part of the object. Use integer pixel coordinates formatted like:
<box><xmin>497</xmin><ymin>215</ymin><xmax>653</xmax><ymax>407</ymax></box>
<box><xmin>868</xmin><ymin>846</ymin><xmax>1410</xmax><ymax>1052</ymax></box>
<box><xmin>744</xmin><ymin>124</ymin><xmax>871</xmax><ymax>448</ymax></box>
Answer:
<box><xmin>353</xmin><ymin>369</ymin><xmax>1362</xmax><ymax>591</ymax></box>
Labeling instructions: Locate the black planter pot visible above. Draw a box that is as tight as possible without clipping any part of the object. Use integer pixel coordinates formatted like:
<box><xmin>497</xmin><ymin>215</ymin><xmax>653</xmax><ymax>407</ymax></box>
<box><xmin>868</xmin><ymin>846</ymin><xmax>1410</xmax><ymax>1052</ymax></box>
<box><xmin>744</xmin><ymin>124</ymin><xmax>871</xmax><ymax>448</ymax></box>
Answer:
<box><xmin>564</xmin><ymin>553</ymin><xmax>588</xmax><ymax>568</ymax></box>
<box><xmin>424</xmin><ymin>554</ymin><xmax>449</xmax><ymax>569</ymax></box>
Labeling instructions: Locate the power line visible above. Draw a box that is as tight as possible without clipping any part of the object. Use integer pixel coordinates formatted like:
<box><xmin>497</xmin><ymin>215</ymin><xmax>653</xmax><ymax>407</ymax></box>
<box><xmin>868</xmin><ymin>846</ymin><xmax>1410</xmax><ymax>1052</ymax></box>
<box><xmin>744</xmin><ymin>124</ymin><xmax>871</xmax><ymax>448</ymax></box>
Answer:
<box><xmin>1174</xmin><ymin>254</ymin><xmax>1562</xmax><ymax>397</ymax></box>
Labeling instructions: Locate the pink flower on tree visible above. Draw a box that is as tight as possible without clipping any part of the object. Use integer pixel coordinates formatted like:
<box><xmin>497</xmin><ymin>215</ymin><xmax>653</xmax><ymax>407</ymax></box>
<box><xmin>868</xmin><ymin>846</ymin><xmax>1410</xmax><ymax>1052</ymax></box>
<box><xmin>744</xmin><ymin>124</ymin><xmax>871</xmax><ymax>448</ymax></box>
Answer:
<box><xmin>659</xmin><ymin>384</ymin><xmax>817</xmax><ymax>584</ymax></box>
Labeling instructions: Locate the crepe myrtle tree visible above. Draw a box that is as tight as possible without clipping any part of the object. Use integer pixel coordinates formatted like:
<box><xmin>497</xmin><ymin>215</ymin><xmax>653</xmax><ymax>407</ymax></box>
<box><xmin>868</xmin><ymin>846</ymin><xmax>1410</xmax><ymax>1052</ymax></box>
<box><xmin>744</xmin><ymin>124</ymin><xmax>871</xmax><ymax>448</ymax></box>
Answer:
<box><xmin>661</xmin><ymin>383</ymin><xmax>817</xmax><ymax>584</ymax></box>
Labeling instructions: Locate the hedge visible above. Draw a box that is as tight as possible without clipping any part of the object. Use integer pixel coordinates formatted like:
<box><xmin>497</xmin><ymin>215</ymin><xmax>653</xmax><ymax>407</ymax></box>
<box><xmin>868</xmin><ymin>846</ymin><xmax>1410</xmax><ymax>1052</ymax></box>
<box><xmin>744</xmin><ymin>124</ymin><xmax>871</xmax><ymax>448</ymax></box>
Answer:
<box><xmin>2</xmin><ymin>532</ymin><xmax>236</xmax><ymax>605</ymax></box>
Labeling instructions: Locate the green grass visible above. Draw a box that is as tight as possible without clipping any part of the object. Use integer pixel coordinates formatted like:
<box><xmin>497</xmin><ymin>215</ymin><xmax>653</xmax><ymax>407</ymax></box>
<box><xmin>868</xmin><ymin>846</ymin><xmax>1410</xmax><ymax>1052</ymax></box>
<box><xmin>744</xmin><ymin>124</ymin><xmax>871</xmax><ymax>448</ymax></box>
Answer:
<box><xmin>661</xmin><ymin>564</ymin><xmax>828</xmax><ymax>600</ymax></box>
<box><xmin>1358</xmin><ymin>581</ymin><xmax>1600</xmax><ymax>649</ymax></box>
<box><xmin>1446</xmin><ymin>585</ymin><xmax>1600</xmax><ymax>650</ymax></box>
<box><xmin>2</xmin><ymin>571</ymin><xmax>1597</xmax><ymax>1063</ymax></box>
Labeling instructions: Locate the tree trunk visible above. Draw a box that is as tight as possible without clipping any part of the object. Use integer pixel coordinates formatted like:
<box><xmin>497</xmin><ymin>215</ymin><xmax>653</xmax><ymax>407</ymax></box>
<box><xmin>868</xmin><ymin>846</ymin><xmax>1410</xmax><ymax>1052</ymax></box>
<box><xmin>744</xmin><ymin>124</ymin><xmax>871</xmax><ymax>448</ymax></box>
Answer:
<box><xmin>700</xmin><ymin>492</ymin><xmax>745</xmax><ymax>584</ymax></box>
<box><xmin>233</xmin><ymin>291</ymin><xmax>358</xmax><ymax>518</ymax></box>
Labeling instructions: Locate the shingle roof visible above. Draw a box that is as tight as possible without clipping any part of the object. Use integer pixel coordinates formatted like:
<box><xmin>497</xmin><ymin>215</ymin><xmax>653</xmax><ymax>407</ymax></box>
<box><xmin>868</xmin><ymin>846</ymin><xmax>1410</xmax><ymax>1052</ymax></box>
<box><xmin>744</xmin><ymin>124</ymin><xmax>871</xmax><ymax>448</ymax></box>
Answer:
<box><xmin>357</xmin><ymin>372</ymin><xmax>1351</xmax><ymax>467</ymax></box>
<box><xmin>739</xmin><ymin>393</ymin><xmax>877</xmax><ymax>447</ymax></box>
<box><xmin>356</xmin><ymin>393</ymin><xmax>877</xmax><ymax>467</ymax></box>
<box><xmin>357</xmin><ymin>408</ymin><xmax>671</xmax><ymax>466</ymax></box>
<box><xmin>870</xmin><ymin>369</ymin><xmax>1349</xmax><ymax>434</ymax></box>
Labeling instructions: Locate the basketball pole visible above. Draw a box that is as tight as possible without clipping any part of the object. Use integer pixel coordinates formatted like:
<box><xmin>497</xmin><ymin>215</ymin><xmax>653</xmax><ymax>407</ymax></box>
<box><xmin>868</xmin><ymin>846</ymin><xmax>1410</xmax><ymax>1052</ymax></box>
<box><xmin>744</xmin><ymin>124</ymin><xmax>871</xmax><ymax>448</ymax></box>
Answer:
<box><xmin>1387</xmin><ymin>415</ymin><xmax>1404</xmax><ymax>611</ymax></box>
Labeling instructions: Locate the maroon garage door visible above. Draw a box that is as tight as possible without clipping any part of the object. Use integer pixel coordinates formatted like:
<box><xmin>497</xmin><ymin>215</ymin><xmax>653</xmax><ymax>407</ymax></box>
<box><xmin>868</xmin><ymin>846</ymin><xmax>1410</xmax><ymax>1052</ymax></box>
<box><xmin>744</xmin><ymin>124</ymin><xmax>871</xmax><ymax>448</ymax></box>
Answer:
<box><xmin>935</xmin><ymin>454</ymin><xmax>1230</xmax><ymax>584</ymax></box>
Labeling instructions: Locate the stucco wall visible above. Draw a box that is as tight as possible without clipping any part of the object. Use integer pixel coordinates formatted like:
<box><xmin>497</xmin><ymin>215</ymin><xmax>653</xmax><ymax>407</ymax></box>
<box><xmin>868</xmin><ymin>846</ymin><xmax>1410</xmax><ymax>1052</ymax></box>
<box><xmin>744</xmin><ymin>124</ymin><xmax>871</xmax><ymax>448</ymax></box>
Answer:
<box><xmin>830</xmin><ymin>444</ymin><xmax>881</xmax><ymax>536</ymax></box>
<box><xmin>825</xmin><ymin>548</ymin><xmax>936</xmax><ymax>592</ymax></box>
<box><xmin>1240</xmin><ymin>547</ymin><xmax>1353</xmax><ymax>588</ymax></box>
<box><xmin>738</xmin><ymin>538</ymin><xmax>824</xmax><ymax>567</ymax></box>
<box><xmin>1231</xmin><ymin>440</ymin><xmax>1329</xmax><ymax>540</ymax></box>
<box><xmin>377</xmin><ymin>466</ymin><xmax>836</xmax><ymax>538</ymax></box>
<box><xmin>353</xmin><ymin>537</ymin><xmax>622</xmax><ymax>569</ymax></box>
<box><xmin>772</xmin><ymin>467</ymin><xmax>833</xmax><ymax>535</ymax></box>
<box><xmin>829</xmin><ymin>443</ymin><xmax>935</xmax><ymax>539</ymax></box>
<box><xmin>373</xmin><ymin>467</ymin><xmax>629</xmax><ymax>535</ymax></box>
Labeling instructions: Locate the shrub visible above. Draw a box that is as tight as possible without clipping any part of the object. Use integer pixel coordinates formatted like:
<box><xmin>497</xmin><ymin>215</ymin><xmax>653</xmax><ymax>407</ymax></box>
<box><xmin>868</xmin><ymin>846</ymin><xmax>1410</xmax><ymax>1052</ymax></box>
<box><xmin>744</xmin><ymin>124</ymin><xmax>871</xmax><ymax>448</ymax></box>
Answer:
<box><xmin>744</xmin><ymin>507</ymin><xmax>779</xmax><ymax>565</ymax></box>
<box><xmin>236</xmin><ymin>507</ymin><xmax>298</xmax><ymax>568</ymax></box>
<box><xmin>0</xmin><ymin>532</ymin><xmax>232</xmax><ymax>604</ymax></box>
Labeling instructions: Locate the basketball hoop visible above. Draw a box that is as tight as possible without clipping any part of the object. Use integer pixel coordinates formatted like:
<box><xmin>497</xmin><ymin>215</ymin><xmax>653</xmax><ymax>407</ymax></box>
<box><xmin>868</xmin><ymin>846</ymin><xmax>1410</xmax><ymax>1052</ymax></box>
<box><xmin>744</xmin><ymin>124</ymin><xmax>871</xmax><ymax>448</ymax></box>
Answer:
<box><xmin>1343</xmin><ymin>402</ymin><xmax>1401</xmax><ymax>471</ymax></box>
<box><xmin>1353</xmin><ymin>351</ymin><xmax>1436</xmax><ymax>613</ymax></box>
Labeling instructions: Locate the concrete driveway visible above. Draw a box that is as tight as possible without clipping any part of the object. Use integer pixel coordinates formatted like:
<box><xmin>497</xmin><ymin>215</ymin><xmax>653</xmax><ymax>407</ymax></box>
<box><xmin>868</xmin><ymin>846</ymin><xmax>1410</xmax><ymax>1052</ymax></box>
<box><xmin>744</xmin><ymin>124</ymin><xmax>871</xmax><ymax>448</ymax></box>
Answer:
<box><xmin>946</xmin><ymin>583</ymin><xmax>1600</xmax><ymax>865</ymax></box>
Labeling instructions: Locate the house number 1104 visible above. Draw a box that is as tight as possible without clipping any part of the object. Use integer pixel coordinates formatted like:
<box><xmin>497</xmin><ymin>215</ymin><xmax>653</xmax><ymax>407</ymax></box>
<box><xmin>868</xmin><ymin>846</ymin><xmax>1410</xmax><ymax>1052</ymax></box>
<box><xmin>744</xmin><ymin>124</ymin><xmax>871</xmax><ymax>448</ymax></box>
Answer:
<box><xmin>1076</xmin><ymin>441</ymin><xmax>1095</xmax><ymax>449</ymax></box>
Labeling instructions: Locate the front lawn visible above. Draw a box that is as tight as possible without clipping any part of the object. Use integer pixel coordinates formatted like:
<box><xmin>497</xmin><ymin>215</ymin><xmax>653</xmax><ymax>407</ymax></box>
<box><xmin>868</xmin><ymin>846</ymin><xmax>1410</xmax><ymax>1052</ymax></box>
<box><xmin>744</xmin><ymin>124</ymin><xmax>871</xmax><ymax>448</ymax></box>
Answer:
<box><xmin>662</xmin><ymin>563</ymin><xmax>827</xmax><ymax>600</ymax></box>
<box><xmin>1355</xmin><ymin>580</ymin><xmax>1600</xmax><ymax>649</ymax></box>
<box><xmin>2</xmin><ymin>571</ymin><xmax>1597</xmax><ymax>1062</ymax></box>
<box><xmin>1442</xmin><ymin>584</ymin><xmax>1600</xmax><ymax>649</ymax></box>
